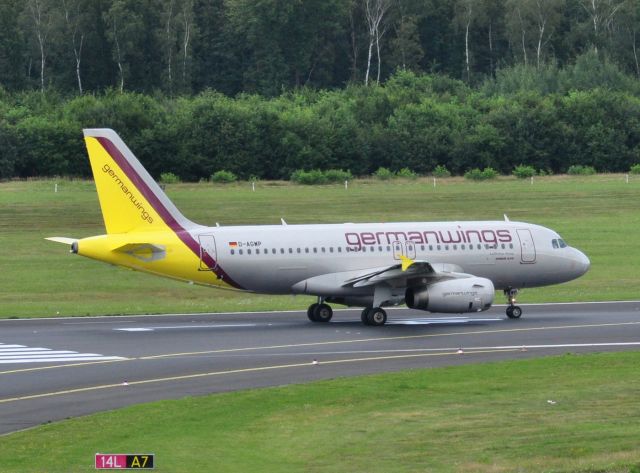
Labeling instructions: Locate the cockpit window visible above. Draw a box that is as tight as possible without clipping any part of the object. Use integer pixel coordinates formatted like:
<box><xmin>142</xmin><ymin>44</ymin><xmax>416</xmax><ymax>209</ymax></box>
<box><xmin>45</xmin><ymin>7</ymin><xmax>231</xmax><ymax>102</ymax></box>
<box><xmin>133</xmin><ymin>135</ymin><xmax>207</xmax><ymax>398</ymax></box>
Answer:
<box><xmin>552</xmin><ymin>238</ymin><xmax>568</xmax><ymax>249</ymax></box>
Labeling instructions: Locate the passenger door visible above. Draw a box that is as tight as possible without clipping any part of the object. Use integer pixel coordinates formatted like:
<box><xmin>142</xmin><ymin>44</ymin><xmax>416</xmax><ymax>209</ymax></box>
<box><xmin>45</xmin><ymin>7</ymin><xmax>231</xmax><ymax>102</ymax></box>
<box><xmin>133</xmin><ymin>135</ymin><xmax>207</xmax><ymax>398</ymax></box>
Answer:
<box><xmin>198</xmin><ymin>234</ymin><xmax>218</xmax><ymax>270</ymax></box>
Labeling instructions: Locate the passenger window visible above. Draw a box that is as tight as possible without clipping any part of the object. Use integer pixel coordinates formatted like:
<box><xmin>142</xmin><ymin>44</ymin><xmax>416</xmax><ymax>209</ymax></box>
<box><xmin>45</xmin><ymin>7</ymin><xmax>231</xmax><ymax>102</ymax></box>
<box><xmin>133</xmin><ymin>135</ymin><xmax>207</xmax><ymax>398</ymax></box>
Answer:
<box><xmin>230</xmin><ymin>249</ymin><xmax>235</xmax><ymax>255</ymax></box>
<box><xmin>429</xmin><ymin>245</ymin><xmax>433</xmax><ymax>251</ymax></box>
<box><xmin>321</xmin><ymin>247</ymin><xmax>326</xmax><ymax>253</ymax></box>
<box><xmin>330</xmin><ymin>247</ymin><xmax>334</xmax><ymax>253</ymax></box>
<box><xmin>338</xmin><ymin>247</ymin><xmax>342</xmax><ymax>253</ymax></box>
<box><xmin>239</xmin><ymin>249</ymin><xmax>243</xmax><ymax>255</ymax></box>
<box><xmin>420</xmin><ymin>245</ymin><xmax>425</xmax><ymax>251</ymax></box>
<box><xmin>453</xmin><ymin>245</ymin><xmax>457</xmax><ymax>250</ymax></box>
<box><xmin>256</xmin><ymin>249</ymin><xmax>260</xmax><ymax>254</ymax></box>
<box><xmin>305</xmin><ymin>248</ymin><xmax>309</xmax><ymax>253</ymax></box>
<box><xmin>501</xmin><ymin>244</ymin><xmax>505</xmax><ymax>249</ymax></box>
<box><xmin>280</xmin><ymin>248</ymin><xmax>284</xmax><ymax>254</ymax></box>
<box><xmin>247</xmin><ymin>249</ymin><xmax>252</xmax><ymax>255</ymax></box>
<box><xmin>297</xmin><ymin>248</ymin><xmax>301</xmax><ymax>253</ymax></box>
<box><xmin>288</xmin><ymin>248</ymin><xmax>293</xmax><ymax>254</ymax></box>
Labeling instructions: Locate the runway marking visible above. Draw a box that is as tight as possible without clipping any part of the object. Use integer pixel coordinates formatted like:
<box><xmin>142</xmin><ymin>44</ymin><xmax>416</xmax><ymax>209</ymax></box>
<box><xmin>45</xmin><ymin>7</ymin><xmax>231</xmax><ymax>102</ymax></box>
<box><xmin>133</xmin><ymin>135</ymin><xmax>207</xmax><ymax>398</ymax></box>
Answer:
<box><xmin>0</xmin><ymin>348</ymin><xmax>518</xmax><ymax>404</ymax></box>
<box><xmin>1</xmin><ymin>320</ymin><xmax>639</xmax><ymax>375</ymax></box>
<box><xmin>138</xmin><ymin>320</ymin><xmax>640</xmax><ymax>360</ymax></box>
<box><xmin>114</xmin><ymin>324</ymin><xmax>257</xmax><ymax>332</ymax></box>
<box><xmin>255</xmin><ymin>342</ymin><xmax>640</xmax><ymax>356</ymax></box>
<box><xmin>0</xmin><ymin>343</ymin><xmax>126</xmax><ymax>364</ymax></box>
<box><xmin>384</xmin><ymin>317</ymin><xmax>503</xmax><ymax>325</ymax></box>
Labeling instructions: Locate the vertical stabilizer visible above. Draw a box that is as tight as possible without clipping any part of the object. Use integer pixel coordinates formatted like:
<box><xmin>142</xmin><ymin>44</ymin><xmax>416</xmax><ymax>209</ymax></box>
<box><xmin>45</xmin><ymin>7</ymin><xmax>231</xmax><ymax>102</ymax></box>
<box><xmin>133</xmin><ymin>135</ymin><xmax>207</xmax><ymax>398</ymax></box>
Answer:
<box><xmin>83</xmin><ymin>129</ymin><xmax>196</xmax><ymax>234</ymax></box>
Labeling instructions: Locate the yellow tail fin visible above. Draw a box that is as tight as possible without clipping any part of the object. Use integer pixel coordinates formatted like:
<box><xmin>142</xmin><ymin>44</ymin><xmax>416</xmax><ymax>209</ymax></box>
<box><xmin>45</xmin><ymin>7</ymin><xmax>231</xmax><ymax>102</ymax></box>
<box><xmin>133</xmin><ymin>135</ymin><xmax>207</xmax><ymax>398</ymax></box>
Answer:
<box><xmin>84</xmin><ymin>129</ymin><xmax>194</xmax><ymax>234</ymax></box>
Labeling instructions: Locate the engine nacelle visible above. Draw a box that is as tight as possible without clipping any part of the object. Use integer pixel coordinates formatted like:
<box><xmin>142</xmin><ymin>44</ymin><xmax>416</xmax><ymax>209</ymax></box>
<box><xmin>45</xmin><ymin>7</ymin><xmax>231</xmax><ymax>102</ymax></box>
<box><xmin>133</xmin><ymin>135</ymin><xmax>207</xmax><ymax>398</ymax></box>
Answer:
<box><xmin>405</xmin><ymin>277</ymin><xmax>495</xmax><ymax>313</ymax></box>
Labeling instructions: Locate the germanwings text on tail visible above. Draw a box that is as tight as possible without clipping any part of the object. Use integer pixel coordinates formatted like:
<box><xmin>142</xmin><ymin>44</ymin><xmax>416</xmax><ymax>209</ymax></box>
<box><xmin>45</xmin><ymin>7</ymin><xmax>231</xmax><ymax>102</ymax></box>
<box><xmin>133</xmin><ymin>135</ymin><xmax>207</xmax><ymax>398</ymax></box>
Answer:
<box><xmin>47</xmin><ymin>129</ymin><xmax>590</xmax><ymax>326</ymax></box>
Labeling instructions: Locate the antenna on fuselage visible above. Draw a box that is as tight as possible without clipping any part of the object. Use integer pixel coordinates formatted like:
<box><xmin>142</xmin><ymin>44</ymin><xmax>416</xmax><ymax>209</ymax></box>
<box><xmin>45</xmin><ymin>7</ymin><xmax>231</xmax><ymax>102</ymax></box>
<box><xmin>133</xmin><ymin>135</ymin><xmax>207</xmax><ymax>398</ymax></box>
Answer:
<box><xmin>281</xmin><ymin>218</ymin><xmax>287</xmax><ymax>226</ymax></box>
<box><xmin>503</xmin><ymin>214</ymin><xmax>510</xmax><ymax>222</ymax></box>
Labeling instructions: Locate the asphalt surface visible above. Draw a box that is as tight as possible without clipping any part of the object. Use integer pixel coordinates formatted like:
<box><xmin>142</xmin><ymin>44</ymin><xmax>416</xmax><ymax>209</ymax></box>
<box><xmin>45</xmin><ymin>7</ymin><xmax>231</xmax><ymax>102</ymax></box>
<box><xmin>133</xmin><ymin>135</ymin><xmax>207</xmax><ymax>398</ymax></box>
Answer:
<box><xmin>1</xmin><ymin>301</ymin><xmax>639</xmax><ymax>435</ymax></box>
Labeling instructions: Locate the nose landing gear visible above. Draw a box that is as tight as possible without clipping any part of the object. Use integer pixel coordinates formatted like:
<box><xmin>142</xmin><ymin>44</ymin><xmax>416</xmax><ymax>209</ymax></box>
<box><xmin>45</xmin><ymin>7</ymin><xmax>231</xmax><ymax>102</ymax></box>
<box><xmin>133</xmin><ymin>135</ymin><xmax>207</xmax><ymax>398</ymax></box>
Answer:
<box><xmin>504</xmin><ymin>288</ymin><xmax>522</xmax><ymax>319</ymax></box>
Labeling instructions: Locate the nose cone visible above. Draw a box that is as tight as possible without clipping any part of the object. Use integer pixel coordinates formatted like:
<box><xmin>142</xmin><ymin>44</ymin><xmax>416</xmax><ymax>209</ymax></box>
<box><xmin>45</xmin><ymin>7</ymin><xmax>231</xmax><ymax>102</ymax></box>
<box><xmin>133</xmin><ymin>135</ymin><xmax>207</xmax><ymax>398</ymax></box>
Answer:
<box><xmin>572</xmin><ymin>249</ymin><xmax>590</xmax><ymax>278</ymax></box>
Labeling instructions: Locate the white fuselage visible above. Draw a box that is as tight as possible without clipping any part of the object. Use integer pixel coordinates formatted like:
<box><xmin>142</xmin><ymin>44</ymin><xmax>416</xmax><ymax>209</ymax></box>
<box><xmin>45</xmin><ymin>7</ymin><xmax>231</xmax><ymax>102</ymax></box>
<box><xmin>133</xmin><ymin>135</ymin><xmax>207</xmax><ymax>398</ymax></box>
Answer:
<box><xmin>203</xmin><ymin>220</ymin><xmax>590</xmax><ymax>296</ymax></box>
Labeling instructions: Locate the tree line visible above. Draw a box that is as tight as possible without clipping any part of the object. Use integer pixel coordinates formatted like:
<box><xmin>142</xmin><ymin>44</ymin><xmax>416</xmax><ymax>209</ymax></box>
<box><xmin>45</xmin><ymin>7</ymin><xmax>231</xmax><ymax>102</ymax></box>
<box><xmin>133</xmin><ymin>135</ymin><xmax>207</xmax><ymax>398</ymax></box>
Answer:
<box><xmin>2</xmin><ymin>56</ymin><xmax>639</xmax><ymax>180</ymax></box>
<box><xmin>2</xmin><ymin>0</ymin><xmax>640</xmax><ymax>96</ymax></box>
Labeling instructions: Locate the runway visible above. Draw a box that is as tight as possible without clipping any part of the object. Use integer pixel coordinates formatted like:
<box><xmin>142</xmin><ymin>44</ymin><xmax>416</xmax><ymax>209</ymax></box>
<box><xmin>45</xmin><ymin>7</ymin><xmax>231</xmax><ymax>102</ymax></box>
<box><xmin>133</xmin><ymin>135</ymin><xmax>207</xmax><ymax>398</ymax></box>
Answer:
<box><xmin>1</xmin><ymin>301</ymin><xmax>639</xmax><ymax>435</ymax></box>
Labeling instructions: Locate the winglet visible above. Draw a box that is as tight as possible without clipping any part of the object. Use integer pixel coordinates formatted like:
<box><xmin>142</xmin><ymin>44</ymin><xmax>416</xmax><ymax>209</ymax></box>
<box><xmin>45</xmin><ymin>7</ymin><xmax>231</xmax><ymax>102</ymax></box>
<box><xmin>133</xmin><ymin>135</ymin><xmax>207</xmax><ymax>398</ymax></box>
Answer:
<box><xmin>400</xmin><ymin>255</ymin><xmax>415</xmax><ymax>271</ymax></box>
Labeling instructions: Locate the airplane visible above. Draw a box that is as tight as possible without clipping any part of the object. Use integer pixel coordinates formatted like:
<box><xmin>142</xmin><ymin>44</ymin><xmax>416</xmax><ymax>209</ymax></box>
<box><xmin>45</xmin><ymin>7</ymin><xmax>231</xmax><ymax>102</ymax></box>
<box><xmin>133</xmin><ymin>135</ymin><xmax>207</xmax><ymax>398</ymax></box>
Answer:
<box><xmin>47</xmin><ymin>129</ymin><xmax>590</xmax><ymax>326</ymax></box>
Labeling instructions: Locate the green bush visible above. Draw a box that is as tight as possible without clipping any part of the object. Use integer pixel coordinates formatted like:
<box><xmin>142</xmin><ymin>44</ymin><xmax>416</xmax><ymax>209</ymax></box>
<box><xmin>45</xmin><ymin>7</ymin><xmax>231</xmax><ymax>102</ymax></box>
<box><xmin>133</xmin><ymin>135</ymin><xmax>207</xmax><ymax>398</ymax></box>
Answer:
<box><xmin>290</xmin><ymin>169</ymin><xmax>327</xmax><ymax>184</ymax></box>
<box><xmin>432</xmin><ymin>165</ymin><xmax>451</xmax><ymax>178</ymax></box>
<box><xmin>464</xmin><ymin>167</ymin><xmax>498</xmax><ymax>181</ymax></box>
<box><xmin>397</xmin><ymin>168</ymin><xmax>418</xmax><ymax>179</ymax></box>
<box><xmin>290</xmin><ymin>169</ymin><xmax>351</xmax><ymax>184</ymax></box>
<box><xmin>324</xmin><ymin>169</ymin><xmax>352</xmax><ymax>183</ymax></box>
<box><xmin>374</xmin><ymin>167</ymin><xmax>394</xmax><ymax>180</ymax></box>
<box><xmin>211</xmin><ymin>170</ymin><xmax>238</xmax><ymax>183</ymax></box>
<box><xmin>629</xmin><ymin>164</ymin><xmax>640</xmax><ymax>175</ymax></box>
<box><xmin>567</xmin><ymin>165</ymin><xmax>596</xmax><ymax>175</ymax></box>
<box><xmin>481</xmin><ymin>167</ymin><xmax>498</xmax><ymax>179</ymax></box>
<box><xmin>159</xmin><ymin>172</ymin><xmax>180</xmax><ymax>184</ymax></box>
<box><xmin>513</xmin><ymin>164</ymin><xmax>537</xmax><ymax>179</ymax></box>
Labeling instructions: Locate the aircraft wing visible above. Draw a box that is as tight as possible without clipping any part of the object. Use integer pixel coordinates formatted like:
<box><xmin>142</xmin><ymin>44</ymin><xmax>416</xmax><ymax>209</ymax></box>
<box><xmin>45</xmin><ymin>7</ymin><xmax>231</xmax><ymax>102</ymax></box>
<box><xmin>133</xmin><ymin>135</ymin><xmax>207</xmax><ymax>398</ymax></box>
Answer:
<box><xmin>341</xmin><ymin>258</ymin><xmax>471</xmax><ymax>288</ymax></box>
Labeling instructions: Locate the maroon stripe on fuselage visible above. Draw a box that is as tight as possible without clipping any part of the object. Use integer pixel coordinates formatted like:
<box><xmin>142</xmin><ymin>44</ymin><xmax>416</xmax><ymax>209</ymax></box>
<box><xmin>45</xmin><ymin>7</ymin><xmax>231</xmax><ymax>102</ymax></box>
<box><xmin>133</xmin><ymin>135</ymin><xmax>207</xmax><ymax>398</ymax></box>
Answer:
<box><xmin>96</xmin><ymin>137</ymin><xmax>244</xmax><ymax>290</ymax></box>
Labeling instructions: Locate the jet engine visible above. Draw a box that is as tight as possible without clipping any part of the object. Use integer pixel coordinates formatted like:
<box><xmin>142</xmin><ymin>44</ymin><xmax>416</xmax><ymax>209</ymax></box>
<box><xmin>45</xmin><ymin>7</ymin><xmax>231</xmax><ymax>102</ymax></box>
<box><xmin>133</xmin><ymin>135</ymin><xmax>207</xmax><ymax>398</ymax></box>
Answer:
<box><xmin>405</xmin><ymin>277</ymin><xmax>495</xmax><ymax>313</ymax></box>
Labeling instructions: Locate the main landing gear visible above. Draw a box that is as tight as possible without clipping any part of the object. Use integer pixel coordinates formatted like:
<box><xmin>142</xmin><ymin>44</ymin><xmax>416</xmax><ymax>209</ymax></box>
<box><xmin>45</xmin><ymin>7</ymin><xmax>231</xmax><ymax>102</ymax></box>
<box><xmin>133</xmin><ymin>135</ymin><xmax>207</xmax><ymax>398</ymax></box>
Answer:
<box><xmin>361</xmin><ymin>307</ymin><xmax>387</xmax><ymax>326</ymax></box>
<box><xmin>307</xmin><ymin>300</ymin><xmax>333</xmax><ymax>323</ymax></box>
<box><xmin>306</xmin><ymin>299</ymin><xmax>388</xmax><ymax>326</ymax></box>
<box><xmin>504</xmin><ymin>288</ymin><xmax>523</xmax><ymax>319</ymax></box>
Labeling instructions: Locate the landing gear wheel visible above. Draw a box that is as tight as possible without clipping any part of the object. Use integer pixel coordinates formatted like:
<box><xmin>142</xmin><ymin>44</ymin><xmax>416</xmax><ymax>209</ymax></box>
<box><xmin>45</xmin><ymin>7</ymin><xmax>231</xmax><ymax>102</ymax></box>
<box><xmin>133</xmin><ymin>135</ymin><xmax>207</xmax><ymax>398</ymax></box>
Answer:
<box><xmin>307</xmin><ymin>303</ymin><xmax>319</xmax><ymax>322</ymax></box>
<box><xmin>361</xmin><ymin>308</ymin><xmax>371</xmax><ymax>325</ymax></box>
<box><xmin>504</xmin><ymin>288</ymin><xmax>522</xmax><ymax>320</ymax></box>
<box><xmin>506</xmin><ymin>306</ymin><xmax>522</xmax><ymax>319</ymax></box>
<box><xmin>313</xmin><ymin>303</ymin><xmax>333</xmax><ymax>322</ymax></box>
<box><xmin>366</xmin><ymin>308</ymin><xmax>387</xmax><ymax>326</ymax></box>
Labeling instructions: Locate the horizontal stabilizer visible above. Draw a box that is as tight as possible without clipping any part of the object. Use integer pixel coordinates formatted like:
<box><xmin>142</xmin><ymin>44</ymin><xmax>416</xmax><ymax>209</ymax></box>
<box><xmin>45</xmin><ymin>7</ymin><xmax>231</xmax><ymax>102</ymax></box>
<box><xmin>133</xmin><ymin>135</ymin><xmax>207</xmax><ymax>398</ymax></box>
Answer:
<box><xmin>45</xmin><ymin>237</ymin><xmax>77</xmax><ymax>245</ymax></box>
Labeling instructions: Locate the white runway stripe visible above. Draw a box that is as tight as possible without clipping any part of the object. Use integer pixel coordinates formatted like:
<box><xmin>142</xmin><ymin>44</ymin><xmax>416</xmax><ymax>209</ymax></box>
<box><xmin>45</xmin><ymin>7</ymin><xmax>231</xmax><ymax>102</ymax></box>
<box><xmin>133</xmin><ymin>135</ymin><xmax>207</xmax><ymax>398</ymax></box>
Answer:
<box><xmin>0</xmin><ymin>342</ymin><xmax>125</xmax><ymax>364</ymax></box>
<box><xmin>386</xmin><ymin>317</ymin><xmax>502</xmax><ymax>325</ymax></box>
<box><xmin>5</xmin><ymin>357</ymin><xmax>125</xmax><ymax>364</ymax></box>
<box><xmin>115</xmin><ymin>324</ymin><xmax>257</xmax><ymax>332</ymax></box>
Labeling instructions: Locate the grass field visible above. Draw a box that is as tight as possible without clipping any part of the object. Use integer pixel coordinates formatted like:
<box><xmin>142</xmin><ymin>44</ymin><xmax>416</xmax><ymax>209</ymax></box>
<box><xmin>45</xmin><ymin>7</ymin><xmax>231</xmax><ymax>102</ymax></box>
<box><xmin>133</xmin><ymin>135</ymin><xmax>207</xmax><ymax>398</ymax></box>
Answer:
<box><xmin>1</xmin><ymin>174</ymin><xmax>639</xmax><ymax>318</ymax></box>
<box><xmin>1</xmin><ymin>351</ymin><xmax>640</xmax><ymax>472</ymax></box>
